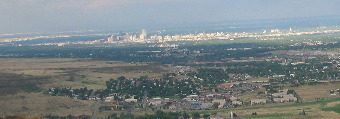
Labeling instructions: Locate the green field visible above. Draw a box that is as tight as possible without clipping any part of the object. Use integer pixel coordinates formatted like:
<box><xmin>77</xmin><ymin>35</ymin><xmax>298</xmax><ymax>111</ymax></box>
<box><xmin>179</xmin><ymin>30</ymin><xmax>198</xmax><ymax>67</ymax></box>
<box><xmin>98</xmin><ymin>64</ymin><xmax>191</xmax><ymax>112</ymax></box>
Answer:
<box><xmin>321</xmin><ymin>104</ymin><xmax>340</xmax><ymax>114</ymax></box>
<box><xmin>246</xmin><ymin>113</ymin><xmax>294</xmax><ymax>118</ymax></box>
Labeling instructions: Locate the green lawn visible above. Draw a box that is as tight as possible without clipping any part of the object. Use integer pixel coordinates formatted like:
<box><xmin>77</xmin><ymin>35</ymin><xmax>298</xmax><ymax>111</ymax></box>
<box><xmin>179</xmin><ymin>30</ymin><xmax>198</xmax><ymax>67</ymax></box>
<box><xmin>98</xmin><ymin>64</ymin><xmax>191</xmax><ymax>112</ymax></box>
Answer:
<box><xmin>245</xmin><ymin>113</ymin><xmax>293</xmax><ymax>118</ymax></box>
<box><xmin>321</xmin><ymin>104</ymin><xmax>340</xmax><ymax>114</ymax></box>
<box><xmin>81</xmin><ymin>81</ymin><xmax>97</xmax><ymax>84</ymax></box>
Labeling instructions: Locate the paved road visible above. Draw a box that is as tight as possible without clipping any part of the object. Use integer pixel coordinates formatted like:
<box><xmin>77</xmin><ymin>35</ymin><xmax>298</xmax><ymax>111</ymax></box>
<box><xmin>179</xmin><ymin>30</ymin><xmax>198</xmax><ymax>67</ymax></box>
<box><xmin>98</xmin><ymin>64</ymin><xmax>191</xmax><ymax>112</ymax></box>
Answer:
<box><xmin>92</xmin><ymin>100</ymin><xmax>102</xmax><ymax>119</ymax></box>
<box><xmin>143</xmin><ymin>91</ymin><xmax>147</xmax><ymax>110</ymax></box>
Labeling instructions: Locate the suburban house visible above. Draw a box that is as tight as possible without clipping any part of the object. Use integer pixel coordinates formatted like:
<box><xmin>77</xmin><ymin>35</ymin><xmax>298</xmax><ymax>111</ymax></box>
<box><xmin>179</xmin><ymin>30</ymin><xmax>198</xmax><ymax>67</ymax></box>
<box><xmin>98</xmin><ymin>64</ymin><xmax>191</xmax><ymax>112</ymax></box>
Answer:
<box><xmin>125</xmin><ymin>99</ymin><xmax>138</xmax><ymax>103</ymax></box>
<box><xmin>230</xmin><ymin>96</ymin><xmax>238</xmax><ymax>101</ymax></box>
<box><xmin>272</xmin><ymin>89</ymin><xmax>297</xmax><ymax>103</ymax></box>
<box><xmin>273</xmin><ymin>94</ymin><xmax>297</xmax><ymax>102</ymax></box>
<box><xmin>232</xmin><ymin>101</ymin><xmax>243</xmax><ymax>106</ymax></box>
<box><xmin>168</xmin><ymin>105</ymin><xmax>177</xmax><ymax>110</ymax></box>
<box><xmin>105</xmin><ymin>96</ymin><xmax>114</xmax><ymax>102</ymax></box>
<box><xmin>212</xmin><ymin>99</ymin><xmax>226</xmax><ymax>109</ymax></box>
<box><xmin>250</xmin><ymin>99</ymin><xmax>267</xmax><ymax>105</ymax></box>
<box><xmin>272</xmin><ymin>89</ymin><xmax>289</xmax><ymax>97</ymax></box>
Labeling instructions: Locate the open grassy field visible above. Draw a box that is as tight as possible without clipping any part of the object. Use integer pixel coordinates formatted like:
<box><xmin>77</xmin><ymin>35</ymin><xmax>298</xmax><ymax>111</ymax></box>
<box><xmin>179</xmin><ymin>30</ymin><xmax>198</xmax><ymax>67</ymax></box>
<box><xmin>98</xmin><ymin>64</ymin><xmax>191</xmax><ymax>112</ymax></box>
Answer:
<box><xmin>0</xmin><ymin>92</ymin><xmax>95</xmax><ymax>117</ymax></box>
<box><xmin>285</xmin><ymin>82</ymin><xmax>340</xmax><ymax>102</ymax></box>
<box><xmin>0</xmin><ymin>58</ymin><xmax>172</xmax><ymax>90</ymax></box>
<box><xmin>0</xmin><ymin>58</ymin><xmax>173</xmax><ymax>117</ymax></box>
<box><xmin>180</xmin><ymin>98</ymin><xmax>340</xmax><ymax>119</ymax></box>
<box><xmin>210</xmin><ymin>82</ymin><xmax>340</xmax><ymax>118</ymax></box>
<box><xmin>239</xmin><ymin>82</ymin><xmax>340</xmax><ymax>103</ymax></box>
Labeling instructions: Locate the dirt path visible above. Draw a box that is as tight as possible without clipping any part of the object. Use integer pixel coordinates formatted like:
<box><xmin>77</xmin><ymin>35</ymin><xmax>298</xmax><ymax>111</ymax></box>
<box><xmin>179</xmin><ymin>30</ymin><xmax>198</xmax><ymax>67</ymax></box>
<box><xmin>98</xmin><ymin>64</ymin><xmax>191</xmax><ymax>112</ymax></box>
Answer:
<box><xmin>92</xmin><ymin>100</ymin><xmax>102</xmax><ymax>119</ymax></box>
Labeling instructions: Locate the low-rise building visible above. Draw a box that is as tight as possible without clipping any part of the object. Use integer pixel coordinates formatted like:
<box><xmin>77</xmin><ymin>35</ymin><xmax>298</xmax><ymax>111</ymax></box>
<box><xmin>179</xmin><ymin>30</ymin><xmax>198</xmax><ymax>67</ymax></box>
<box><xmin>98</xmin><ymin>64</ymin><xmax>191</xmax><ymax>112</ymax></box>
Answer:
<box><xmin>250</xmin><ymin>99</ymin><xmax>267</xmax><ymax>105</ymax></box>
<box><xmin>273</xmin><ymin>94</ymin><xmax>297</xmax><ymax>102</ymax></box>
<box><xmin>272</xmin><ymin>89</ymin><xmax>297</xmax><ymax>103</ymax></box>
<box><xmin>149</xmin><ymin>100</ymin><xmax>162</xmax><ymax>105</ymax></box>
<box><xmin>230</xmin><ymin>96</ymin><xmax>238</xmax><ymax>101</ymax></box>
<box><xmin>272</xmin><ymin>89</ymin><xmax>289</xmax><ymax>97</ymax></box>
<box><xmin>232</xmin><ymin>101</ymin><xmax>243</xmax><ymax>106</ymax></box>
<box><xmin>105</xmin><ymin>96</ymin><xmax>114</xmax><ymax>102</ymax></box>
<box><xmin>125</xmin><ymin>99</ymin><xmax>137</xmax><ymax>103</ymax></box>
<box><xmin>212</xmin><ymin>99</ymin><xmax>226</xmax><ymax>109</ymax></box>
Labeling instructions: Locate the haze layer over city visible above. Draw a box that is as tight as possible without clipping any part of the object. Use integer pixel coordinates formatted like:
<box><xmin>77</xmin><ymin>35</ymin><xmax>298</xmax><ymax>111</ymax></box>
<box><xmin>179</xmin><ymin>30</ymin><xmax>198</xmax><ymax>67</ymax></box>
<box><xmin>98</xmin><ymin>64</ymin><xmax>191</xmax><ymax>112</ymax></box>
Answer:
<box><xmin>1</xmin><ymin>0</ymin><xmax>340</xmax><ymax>33</ymax></box>
<box><xmin>0</xmin><ymin>0</ymin><xmax>340</xmax><ymax>119</ymax></box>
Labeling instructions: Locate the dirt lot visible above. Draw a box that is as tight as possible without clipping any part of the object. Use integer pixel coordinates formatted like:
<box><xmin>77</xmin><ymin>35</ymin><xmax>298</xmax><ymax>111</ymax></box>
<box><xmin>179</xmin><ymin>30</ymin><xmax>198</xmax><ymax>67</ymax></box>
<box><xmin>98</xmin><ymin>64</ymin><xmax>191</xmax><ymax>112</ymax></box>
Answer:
<box><xmin>0</xmin><ymin>58</ymin><xmax>173</xmax><ymax>117</ymax></box>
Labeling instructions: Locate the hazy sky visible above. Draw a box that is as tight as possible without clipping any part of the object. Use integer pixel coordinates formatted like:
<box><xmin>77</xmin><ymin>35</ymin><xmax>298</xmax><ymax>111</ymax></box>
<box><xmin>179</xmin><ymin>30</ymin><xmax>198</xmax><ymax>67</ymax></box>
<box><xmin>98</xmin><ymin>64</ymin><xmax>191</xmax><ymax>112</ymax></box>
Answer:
<box><xmin>1</xmin><ymin>0</ymin><xmax>340</xmax><ymax>33</ymax></box>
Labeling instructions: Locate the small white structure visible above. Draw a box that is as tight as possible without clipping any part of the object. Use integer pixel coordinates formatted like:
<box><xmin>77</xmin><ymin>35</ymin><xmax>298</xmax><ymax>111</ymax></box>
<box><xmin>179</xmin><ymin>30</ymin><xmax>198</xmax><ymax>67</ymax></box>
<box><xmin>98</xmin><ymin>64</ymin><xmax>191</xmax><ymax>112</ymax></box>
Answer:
<box><xmin>105</xmin><ymin>96</ymin><xmax>114</xmax><ymax>102</ymax></box>
<box><xmin>232</xmin><ymin>101</ymin><xmax>243</xmax><ymax>106</ymax></box>
<box><xmin>125</xmin><ymin>99</ymin><xmax>137</xmax><ymax>103</ymax></box>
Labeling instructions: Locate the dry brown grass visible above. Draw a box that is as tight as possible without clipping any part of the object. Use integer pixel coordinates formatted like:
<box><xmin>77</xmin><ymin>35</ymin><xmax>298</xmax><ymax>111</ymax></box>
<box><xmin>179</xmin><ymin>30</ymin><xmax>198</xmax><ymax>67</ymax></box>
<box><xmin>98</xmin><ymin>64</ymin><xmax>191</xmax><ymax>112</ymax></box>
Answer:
<box><xmin>0</xmin><ymin>58</ymin><xmax>174</xmax><ymax>117</ymax></box>
<box><xmin>0</xmin><ymin>58</ymin><xmax>172</xmax><ymax>90</ymax></box>
<box><xmin>226</xmin><ymin>81</ymin><xmax>340</xmax><ymax>118</ymax></box>
<box><xmin>239</xmin><ymin>81</ymin><xmax>340</xmax><ymax>103</ymax></box>
<box><xmin>286</xmin><ymin>82</ymin><xmax>340</xmax><ymax>102</ymax></box>
<box><xmin>0</xmin><ymin>93</ymin><xmax>95</xmax><ymax>117</ymax></box>
<box><xmin>239</xmin><ymin>87</ymin><xmax>267</xmax><ymax>102</ymax></box>
<box><xmin>212</xmin><ymin>100</ymin><xmax>340</xmax><ymax>119</ymax></box>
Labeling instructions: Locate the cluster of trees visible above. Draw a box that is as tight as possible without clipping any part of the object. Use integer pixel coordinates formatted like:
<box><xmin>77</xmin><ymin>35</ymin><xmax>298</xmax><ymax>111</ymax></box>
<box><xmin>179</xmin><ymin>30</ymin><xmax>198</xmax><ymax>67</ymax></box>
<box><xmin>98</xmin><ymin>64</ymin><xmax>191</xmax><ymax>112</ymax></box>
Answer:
<box><xmin>102</xmin><ymin>76</ymin><xmax>200</xmax><ymax>99</ymax></box>
<box><xmin>224</xmin><ymin>59</ymin><xmax>338</xmax><ymax>84</ymax></box>
<box><xmin>48</xmin><ymin>87</ymin><xmax>93</xmax><ymax>100</ymax></box>
<box><xmin>188</xmin><ymin>68</ymin><xmax>229</xmax><ymax>86</ymax></box>
<box><xmin>105</xmin><ymin>111</ymin><xmax>213</xmax><ymax>119</ymax></box>
<box><xmin>100</xmin><ymin>67</ymin><xmax>248</xmax><ymax>99</ymax></box>
<box><xmin>45</xmin><ymin>114</ymin><xmax>90</xmax><ymax>119</ymax></box>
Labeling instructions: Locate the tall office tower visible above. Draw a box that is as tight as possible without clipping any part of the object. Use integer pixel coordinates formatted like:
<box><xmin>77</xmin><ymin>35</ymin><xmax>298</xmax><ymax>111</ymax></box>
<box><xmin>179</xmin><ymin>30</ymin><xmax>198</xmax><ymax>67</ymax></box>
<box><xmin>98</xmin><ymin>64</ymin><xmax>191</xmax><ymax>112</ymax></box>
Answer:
<box><xmin>107</xmin><ymin>35</ymin><xmax>115</xmax><ymax>43</ymax></box>
<box><xmin>130</xmin><ymin>34</ymin><xmax>137</xmax><ymax>41</ymax></box>
<box><xmin>140</xmin><ymin>29</ymin><xmax>147</xmax><ymax>39</ymax></box>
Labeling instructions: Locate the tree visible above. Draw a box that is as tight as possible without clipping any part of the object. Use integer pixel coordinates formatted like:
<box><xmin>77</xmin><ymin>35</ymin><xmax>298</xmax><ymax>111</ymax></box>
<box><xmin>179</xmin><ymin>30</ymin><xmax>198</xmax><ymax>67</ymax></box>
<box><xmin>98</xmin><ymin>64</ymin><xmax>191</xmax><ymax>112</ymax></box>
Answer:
<box><xmin>118</xmin><ymin>76</ymin><xmax>126</xmax><ymax>81</ymax></box>
<box><xmin>66</xmin><ymin>115</ymin><xmax>73</xmax><ymax>119</ymax></box>
<box><xmin>192</xmin><ymin>112</ymin><xmax>200</xmax><ymax>119</ymax></box>
<box><xmin>183</xmin><ymin>112</ymin><xmax>190</xmax><ymax>119</ymax></box>
<box><xmin>212</xmin><ymin>103</ymin><xmax>220</xmax><ymax>109</ymax></box>
<box><xmin>299</xmin><ymin>110</ymin><xmax>306</xmax><ymax>115</ymax></box>
<box><xmin>203</xmin><ymin>114</ymin><xmax>210</xmax><ymax>119</ymax></box>
<box><xmin>107</xmin><ymin>113</ymin><xmax>118</xmax><ymax>118</ymax></box>
<box><xmin>168</xmin><ymin>112</ymin><xmax>180</xmax><ymax>119</ymax></box>
<box><xmin>155</xmin><ymin>110</ymin><xmax>165</xmax><ymax>118</ymax></box>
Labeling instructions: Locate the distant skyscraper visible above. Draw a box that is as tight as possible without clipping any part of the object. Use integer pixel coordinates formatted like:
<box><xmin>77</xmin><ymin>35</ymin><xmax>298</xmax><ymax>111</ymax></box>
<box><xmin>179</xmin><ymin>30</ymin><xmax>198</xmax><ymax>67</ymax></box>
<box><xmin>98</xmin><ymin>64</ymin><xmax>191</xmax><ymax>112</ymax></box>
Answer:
<box><xmin>140</xmin><ymin>29</ymin><xmax>147</xmax><ymax>39</ymax></box>
<box><xmin>123</xmin><ymin>33</ymin><xmax>131</xmax><ymax>41</ymax></box>
<box><xmin>107</xmin><ymin>35</ymin><xmax>115</xmax><ymax>43</ymax></box>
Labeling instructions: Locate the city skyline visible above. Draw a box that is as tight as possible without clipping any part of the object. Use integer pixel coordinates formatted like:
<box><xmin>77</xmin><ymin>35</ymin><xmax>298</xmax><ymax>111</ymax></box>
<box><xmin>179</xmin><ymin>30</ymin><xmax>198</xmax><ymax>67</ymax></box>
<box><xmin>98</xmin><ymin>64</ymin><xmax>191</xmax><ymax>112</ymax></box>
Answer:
<box><xmin>1</xmin><ymin>0</ymin><xmax>340</xmax><ymax>33</ymax></box>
